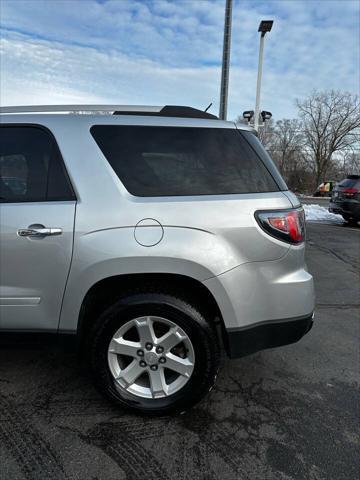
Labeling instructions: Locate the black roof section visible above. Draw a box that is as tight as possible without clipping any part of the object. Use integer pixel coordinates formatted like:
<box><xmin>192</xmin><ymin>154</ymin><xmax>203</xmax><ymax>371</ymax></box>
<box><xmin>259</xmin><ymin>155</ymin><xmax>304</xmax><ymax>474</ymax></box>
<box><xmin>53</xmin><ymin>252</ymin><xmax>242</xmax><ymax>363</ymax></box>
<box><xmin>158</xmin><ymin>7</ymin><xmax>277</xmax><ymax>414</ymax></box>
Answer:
<box><xmin>113</xmin><ymin>105</ymin><xmax>218</xmax><ymax>120</ymax></box>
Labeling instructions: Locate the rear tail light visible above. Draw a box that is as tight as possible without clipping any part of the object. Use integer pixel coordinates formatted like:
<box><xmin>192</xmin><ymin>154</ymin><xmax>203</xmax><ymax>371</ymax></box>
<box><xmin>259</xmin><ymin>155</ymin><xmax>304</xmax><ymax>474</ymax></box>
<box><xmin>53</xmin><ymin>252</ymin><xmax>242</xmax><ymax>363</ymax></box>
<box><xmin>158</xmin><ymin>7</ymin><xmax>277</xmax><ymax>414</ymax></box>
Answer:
<box><xmin>343</xmin><ymin>187</ymin><xmax>358</xmax><ymax>197</ymax></box>
<box><xmin>255</xmin><ymin>208</ymin><xmax>305</xmax><ymax>244</ymax></box>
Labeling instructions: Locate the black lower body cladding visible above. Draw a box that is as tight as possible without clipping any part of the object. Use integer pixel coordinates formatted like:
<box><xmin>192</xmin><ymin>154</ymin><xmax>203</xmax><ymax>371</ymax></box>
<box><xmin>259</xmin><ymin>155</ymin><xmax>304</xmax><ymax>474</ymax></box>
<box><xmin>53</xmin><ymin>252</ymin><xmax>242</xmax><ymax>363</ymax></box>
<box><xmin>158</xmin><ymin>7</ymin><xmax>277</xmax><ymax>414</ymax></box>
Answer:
<box><xmin>224</xmin><ymin>314</ymin><xmax>314</xmax><ymax>358</ymax></box>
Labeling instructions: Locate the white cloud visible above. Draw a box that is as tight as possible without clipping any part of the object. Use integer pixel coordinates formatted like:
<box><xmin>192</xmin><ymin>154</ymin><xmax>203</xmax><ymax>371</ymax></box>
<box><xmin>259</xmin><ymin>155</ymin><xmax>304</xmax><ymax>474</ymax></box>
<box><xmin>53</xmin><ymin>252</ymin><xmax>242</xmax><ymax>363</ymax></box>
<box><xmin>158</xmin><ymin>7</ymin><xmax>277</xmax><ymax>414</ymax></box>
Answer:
<box><xmin>0</xmin><ymin>32</ymin><xmax>222</xmax><ymax>110</ymax></box>
<box><xmin>0</xmin><ymin>0</ymin><xmax>359</xmax><ymax>119</ymax></box>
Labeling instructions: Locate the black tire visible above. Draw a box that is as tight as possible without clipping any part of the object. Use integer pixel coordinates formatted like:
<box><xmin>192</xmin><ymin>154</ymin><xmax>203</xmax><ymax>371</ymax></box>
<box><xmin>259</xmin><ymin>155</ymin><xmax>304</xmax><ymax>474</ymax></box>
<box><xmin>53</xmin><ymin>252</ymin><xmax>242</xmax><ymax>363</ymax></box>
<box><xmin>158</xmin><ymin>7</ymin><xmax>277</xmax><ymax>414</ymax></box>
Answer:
<box><xmin>88</xmin><ymin>291</ymin><xmax>220</xmax><ymax>415</ymax></box>
<box><xmin>342</xmin><ymin>214</ymin><xmax>359</xmax><ymax>226</ymax></box>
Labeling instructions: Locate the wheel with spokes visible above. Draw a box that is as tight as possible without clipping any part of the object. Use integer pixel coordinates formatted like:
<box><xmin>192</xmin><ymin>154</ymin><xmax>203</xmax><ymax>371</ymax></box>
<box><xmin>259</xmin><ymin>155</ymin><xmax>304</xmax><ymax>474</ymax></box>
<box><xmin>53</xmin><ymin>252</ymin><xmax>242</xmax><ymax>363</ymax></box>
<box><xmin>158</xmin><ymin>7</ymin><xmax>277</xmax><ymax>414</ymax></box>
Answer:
<box><xmin>89</xmin><ymin>291</ymin><xmax>220</xmax><ymax>415</ymax></box>
<box><xmin>108</xmin><ymin>316</ymin><xmax>195</xmax><ymax>399</ymax></box>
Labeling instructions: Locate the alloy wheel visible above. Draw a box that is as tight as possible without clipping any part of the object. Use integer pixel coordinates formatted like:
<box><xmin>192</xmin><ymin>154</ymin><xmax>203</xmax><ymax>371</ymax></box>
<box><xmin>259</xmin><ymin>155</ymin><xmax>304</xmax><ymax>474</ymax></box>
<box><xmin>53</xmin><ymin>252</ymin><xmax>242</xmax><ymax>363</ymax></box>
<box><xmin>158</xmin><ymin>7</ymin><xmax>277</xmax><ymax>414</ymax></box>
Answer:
<box><xmin>107</xmin><ymin>316</ymin><xmax>195</xmax><ymax>399</ymax></box>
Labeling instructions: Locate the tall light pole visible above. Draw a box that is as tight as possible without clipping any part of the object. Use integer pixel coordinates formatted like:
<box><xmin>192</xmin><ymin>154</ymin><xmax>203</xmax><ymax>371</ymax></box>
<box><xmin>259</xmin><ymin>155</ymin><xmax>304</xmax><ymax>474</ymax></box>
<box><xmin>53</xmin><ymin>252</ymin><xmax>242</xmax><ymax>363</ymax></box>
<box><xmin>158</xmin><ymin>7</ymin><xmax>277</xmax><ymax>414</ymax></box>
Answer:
<box><xmin>219</xmin><ymin>0</ymin><xmax>233</xmax><ymax>120</ymax></box>
<box><xmin>254</xmin><ymin>20</ymin><xmax>273</xmax><ymax>131</ymax></box>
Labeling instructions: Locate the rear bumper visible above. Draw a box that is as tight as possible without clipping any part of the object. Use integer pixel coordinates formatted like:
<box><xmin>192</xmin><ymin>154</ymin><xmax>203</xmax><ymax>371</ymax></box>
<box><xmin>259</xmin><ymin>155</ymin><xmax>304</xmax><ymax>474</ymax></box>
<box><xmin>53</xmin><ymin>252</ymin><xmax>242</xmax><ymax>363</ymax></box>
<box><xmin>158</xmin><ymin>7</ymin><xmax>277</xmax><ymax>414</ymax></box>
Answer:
<box><xmin>203</xmin><ymin>246</ymin><xmax>315</xmax><ymax>329</ymax></box>
<box><xmin>203</xmin><ymin>245</ymin><xmax>315</xmax><ymax>357</ymax></box>
<box><xmin>329</xmin><ymin>200</ymin><xmax>360</xmax><ymax>219</ymax></box>
<box><xmin>224</xmin><ymin>313</ymin><xmax>314</xmax><ymax>358</ymax></box>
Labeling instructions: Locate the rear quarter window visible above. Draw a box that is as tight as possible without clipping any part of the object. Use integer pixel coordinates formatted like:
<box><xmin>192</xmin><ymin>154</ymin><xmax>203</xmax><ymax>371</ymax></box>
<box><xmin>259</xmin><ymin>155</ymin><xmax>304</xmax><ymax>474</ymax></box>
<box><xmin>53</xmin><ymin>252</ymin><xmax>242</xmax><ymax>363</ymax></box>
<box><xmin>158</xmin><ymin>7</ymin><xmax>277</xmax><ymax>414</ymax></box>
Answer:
<box><xmin>241</xmin><ymin>130</ymin><xmax>288</xmax><ymax>191</ymax></box>
<box><xmin>338</xmin><ymin>178</ymin><xmax>360</xmax><ymax>188</ymax></box>
<box><xmin>91</xmin><ymin>125</ymin><xmax>282</xmax><ymax>197</ymax></box>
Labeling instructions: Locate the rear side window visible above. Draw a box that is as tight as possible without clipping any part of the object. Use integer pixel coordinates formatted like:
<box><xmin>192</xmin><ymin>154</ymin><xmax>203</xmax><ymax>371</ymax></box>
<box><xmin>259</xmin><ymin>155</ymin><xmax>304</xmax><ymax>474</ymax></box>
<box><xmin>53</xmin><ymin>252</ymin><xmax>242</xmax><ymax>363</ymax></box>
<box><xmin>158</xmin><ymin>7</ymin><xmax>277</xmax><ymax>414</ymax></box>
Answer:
<box><xmin>241</xmin><ymin>131</ymin><xmax>288</xmax><ymax>191</ymax></box>
<box><xmin>91</xmin><ymin>126</ymin><xmax>280</xmax><ymax>197</ymax></box>
<box><xmin>0</xmin><ymin>126</ymin><xmax>75</xmax><ymax>203</ymax></box>
<box><xmin>338</xmin><ymin>177</ymin><xmax>360</xmax><ymax>188</ymax></box>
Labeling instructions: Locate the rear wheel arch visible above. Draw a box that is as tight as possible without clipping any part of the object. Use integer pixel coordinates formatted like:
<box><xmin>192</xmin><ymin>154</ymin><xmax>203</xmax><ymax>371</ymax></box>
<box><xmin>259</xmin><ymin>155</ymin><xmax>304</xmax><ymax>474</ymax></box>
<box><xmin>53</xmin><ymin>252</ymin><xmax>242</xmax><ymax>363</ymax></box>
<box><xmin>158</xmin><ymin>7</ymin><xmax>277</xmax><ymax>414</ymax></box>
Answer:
<box><xmin>77</xmin><ymin>273</ymin><xmax>224</xmax><ymax>348</ymax></box>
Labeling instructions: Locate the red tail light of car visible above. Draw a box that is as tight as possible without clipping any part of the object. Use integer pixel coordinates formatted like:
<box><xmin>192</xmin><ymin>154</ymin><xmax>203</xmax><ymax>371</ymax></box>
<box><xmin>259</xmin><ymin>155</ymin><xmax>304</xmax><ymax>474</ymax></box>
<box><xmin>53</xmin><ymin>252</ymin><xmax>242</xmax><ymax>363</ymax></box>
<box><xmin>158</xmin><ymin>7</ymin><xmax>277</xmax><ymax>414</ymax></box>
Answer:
<box><xmin>255</xmin><ymin>208</ymin><xmax>305</xmax><ymax>244</ymax></box>
<box><xmin>342</xmin><ymin>187</ymin><xmax>358</xmax><ymax>198</ymax></box>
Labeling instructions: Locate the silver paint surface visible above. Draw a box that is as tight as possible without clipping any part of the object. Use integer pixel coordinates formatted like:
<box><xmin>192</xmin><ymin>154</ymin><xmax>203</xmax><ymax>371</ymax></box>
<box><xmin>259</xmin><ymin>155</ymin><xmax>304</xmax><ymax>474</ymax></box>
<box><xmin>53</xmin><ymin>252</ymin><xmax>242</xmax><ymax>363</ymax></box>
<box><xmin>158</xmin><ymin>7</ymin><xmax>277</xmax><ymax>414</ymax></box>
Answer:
<box><xmin>0</xmin><ymin>113</ymin><xmax>314</xmax><ymax>332</ymax></box>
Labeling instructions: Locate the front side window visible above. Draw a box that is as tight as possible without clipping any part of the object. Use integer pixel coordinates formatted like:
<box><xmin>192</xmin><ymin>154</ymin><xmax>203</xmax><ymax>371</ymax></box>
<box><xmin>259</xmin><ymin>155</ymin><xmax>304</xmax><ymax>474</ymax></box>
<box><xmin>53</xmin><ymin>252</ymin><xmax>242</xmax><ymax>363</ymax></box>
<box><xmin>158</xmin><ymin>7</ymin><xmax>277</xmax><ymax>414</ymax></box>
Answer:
<box><xmin>0</xmin><ymin>126</ymin><xmax>75</xmax><ymax>203</ymax></box>
<box><xmin>91</xmin><ymin>126</ymin><xmax>281</xmax><ymax>197</ymax></box>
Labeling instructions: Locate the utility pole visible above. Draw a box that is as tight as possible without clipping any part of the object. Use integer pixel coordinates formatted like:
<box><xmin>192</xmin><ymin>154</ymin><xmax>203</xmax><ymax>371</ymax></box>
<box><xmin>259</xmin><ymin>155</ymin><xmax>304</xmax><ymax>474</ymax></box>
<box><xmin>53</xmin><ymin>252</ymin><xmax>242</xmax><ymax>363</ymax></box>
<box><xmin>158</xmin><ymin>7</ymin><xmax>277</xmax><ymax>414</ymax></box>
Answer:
<box><xmin>219</xmin><ymin>0</ymin><xmax>233</xmax><ymax>120</ymax></box>
<box><xmin>254</xmin><ymin>20</ymin><xmax>273</xmax><ymax>131</ymax></box>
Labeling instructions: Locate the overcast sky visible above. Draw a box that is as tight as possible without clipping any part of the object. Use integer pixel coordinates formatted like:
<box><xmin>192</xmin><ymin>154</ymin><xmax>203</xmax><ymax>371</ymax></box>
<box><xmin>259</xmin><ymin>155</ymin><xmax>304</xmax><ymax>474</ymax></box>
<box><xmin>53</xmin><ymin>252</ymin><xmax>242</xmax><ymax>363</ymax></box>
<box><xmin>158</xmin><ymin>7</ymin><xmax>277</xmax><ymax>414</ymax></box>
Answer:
<box><xmin>0</xmin><ymin>0</ymin><xmax>359</xmax><ymax>120</ymax></box>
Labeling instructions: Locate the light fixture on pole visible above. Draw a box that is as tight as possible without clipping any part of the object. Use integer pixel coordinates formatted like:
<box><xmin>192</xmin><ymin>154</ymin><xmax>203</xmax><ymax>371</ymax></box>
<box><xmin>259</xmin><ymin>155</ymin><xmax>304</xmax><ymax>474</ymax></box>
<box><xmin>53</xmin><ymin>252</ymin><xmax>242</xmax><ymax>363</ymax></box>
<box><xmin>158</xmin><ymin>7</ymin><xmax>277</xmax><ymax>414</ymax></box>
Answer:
<box><xmin>254</xmin><ymin>20</ymin><xmax>273</xmax><ymax>131</ymax></box>
<box><xmin>243</xmin><ymin>110</ymin><xmax>254</xmax><ymax>122</ymax></box>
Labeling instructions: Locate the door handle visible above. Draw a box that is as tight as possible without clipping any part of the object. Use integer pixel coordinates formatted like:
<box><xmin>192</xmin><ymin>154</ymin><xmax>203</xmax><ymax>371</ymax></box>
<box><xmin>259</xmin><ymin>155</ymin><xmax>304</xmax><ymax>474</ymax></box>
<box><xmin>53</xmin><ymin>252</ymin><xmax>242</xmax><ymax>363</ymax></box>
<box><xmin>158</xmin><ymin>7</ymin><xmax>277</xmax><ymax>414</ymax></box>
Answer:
<box><xmin>18</xmin><ymin>227</ymin><xmax>63</xmax><ymax>237</ymax></box>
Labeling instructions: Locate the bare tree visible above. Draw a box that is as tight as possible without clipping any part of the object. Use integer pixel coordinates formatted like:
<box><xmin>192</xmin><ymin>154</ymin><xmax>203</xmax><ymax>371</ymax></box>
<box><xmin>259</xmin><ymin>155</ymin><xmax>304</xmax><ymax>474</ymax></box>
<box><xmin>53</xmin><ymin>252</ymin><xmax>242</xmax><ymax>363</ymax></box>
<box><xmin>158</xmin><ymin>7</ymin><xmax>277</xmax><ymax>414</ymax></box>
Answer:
<box><xmin>257</xmin><ymin>118</ymin><xmax>275</xmax><ymax>150</ymax></box>
<box><xmin>271</xmin><ymin>119</ymin><xmax>304</xmax><ymax>175</ymax></box>
<box><xmin>296</xmin><ymin>90</ymin><xmax>360</xmax><ymax>187</ymax></box>
<box><xmin>345</xmin><ymin>151</ymin><xmax>360</xmax><ymax>174</ymax></box>
<box><xmin>334</xmin><ymin>151</ymin><xmax>360</xmax><ymax>177</ymax></box>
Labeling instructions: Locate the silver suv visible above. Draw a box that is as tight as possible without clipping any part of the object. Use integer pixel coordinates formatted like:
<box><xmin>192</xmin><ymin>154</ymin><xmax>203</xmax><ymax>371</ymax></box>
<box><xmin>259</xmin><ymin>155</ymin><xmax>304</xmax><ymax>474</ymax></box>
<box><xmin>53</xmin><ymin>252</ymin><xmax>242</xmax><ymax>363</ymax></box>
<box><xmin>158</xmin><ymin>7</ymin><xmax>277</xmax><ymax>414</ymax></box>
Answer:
<box><xmin>0</xmin><ymin>105</ymin><xmax>314</xmax><ymax>414</ymax></box>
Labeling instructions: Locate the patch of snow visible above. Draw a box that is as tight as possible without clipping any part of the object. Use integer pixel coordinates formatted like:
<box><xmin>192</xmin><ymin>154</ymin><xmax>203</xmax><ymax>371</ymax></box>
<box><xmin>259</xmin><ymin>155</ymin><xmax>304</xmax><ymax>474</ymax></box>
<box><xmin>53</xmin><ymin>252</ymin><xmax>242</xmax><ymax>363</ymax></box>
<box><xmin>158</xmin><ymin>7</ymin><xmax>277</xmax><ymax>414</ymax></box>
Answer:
<box><xmin>303</xmin><ymin>204</ymin><xmax>343</xmax><ymax>224</ymax></box>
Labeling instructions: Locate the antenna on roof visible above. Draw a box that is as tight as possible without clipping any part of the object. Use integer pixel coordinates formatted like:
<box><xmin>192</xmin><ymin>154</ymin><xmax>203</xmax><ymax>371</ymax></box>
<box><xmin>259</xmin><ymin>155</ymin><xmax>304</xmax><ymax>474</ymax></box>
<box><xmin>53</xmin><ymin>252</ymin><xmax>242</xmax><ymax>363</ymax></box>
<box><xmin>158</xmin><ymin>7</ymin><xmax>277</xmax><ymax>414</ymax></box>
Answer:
<box><xmin>204</xmin><ymin>103</ymin><xmax>213</xmax><ymax>113</ymax></box>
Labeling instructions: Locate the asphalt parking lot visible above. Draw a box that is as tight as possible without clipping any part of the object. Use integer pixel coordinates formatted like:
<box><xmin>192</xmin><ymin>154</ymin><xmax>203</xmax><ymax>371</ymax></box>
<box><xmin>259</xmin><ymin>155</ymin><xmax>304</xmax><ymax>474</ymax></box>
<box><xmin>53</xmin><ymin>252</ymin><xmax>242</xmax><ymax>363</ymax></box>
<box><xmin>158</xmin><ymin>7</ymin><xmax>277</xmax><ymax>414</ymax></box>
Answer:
<box><xmin>0</xmin><ymin>221</ymin><xmax>359</xmax><ymax>480</ymax></box>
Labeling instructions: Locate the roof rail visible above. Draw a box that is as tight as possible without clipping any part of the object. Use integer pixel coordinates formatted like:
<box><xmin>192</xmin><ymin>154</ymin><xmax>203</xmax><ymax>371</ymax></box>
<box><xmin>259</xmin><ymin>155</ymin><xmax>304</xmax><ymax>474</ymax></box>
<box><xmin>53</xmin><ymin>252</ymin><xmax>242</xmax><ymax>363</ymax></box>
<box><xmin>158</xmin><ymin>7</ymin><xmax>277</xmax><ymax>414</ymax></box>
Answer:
<box><xmin>0</xmin><ymin>104</ymin><xmax>218</xmax><ymax>119</ymax></box>
<box><xmin>0</xmin><ymin>105</ymin><xmax>162</xmax><ymax>114</ymax></box>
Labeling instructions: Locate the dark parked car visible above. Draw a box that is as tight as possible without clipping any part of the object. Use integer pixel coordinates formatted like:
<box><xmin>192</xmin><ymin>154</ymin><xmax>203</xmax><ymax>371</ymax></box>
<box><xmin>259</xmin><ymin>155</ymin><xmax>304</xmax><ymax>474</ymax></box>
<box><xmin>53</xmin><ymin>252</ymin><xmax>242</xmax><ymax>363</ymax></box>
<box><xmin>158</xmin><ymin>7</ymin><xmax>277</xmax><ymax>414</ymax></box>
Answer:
<box><xmin>329</xmin><ymin>175</ymin><xmax>360</xmax><ymax>225</ymax></box>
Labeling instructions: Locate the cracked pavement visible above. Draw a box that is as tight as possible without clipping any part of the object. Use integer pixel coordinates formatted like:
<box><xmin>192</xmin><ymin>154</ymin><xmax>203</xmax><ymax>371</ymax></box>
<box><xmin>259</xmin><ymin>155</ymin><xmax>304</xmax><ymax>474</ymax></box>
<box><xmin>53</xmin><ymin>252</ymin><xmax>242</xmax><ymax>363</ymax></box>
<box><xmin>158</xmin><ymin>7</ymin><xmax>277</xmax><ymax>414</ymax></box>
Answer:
<box><xmin>0</xmin><ymin>222</ymin><xmax>359</xmax><ymax>480</ymax></box>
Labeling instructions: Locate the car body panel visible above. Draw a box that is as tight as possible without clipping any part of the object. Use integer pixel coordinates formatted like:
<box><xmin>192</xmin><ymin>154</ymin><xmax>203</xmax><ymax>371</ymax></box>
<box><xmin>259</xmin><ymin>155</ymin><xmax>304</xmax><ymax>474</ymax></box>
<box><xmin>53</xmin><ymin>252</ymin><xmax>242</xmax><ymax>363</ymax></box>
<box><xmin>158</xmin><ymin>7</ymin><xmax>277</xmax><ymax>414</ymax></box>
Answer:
<box><xmin>282</xmin><ymin>190</ymin><xmax>301</xmax><ymax>208</ymax></box>
<box><xmin>0</xmin><ymin>201</ymin><xmax>76</xmax><ymax>330</ymax></box>
<box><xmin>59</xmin><ymin>194</ymin><xmax>293</xmax><ymax>332</ymax></box>
<box><xmin>204</xmin><ymin>245</ymin><xmax>314</xmax><ymax>329</ymax></box>
<box><xmin>0</xmin><ymin>112</ymin><xmax>314</xmax><ymax>341</ymax></box>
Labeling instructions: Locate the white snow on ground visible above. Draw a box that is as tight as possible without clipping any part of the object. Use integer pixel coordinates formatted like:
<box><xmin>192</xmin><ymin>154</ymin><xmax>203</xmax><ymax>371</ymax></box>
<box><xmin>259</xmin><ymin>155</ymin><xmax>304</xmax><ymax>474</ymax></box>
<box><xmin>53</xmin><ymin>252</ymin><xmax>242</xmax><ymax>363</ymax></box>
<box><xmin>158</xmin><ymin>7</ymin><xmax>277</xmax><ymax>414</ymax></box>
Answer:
<box><xmin>303</xmin><ymin>204</ymin><xmax>344</xmax><ymax>223</ymax></box>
